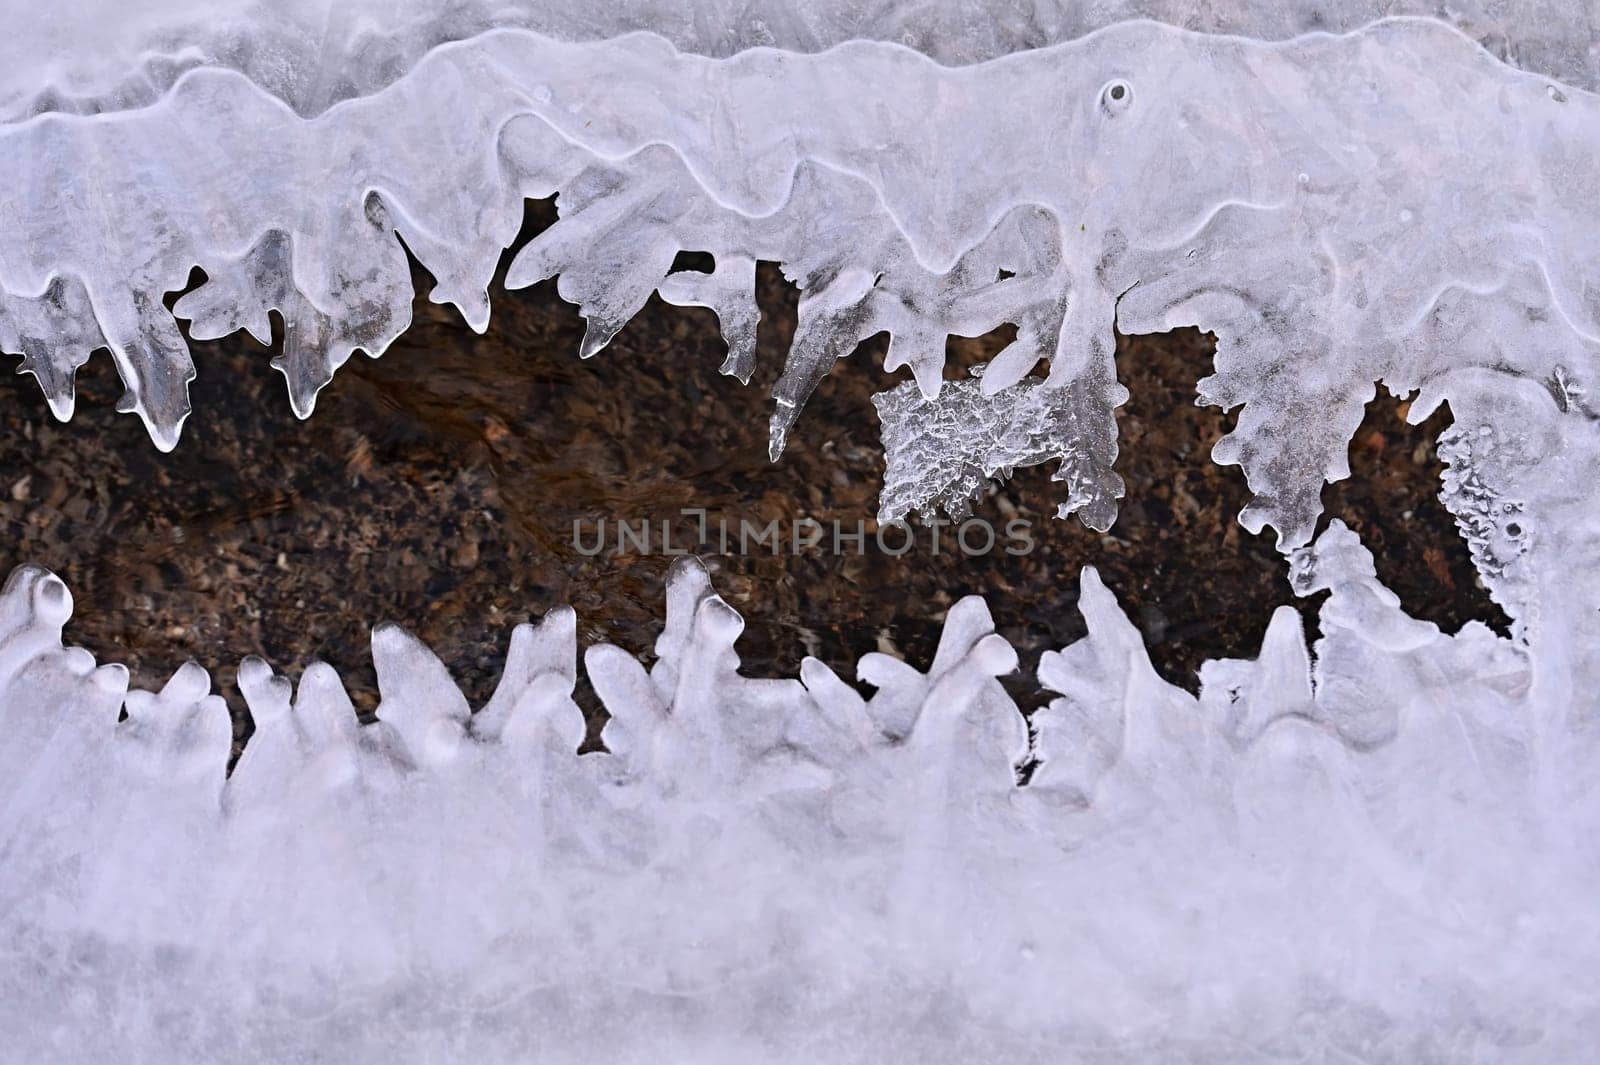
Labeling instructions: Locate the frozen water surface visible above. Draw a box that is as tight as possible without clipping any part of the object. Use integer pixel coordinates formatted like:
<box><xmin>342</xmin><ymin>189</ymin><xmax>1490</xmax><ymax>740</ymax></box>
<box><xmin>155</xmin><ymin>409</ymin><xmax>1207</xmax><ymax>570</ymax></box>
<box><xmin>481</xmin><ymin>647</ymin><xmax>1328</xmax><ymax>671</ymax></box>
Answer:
<box><xmin>2</xmin><ymin>0</ymin><xmax>1600</xmax><ymax>1060</ymax></box>
<box><xmin>2</xmin><ymin>538</ymin><xmax>1597</xmax><ymax>1061</ymax></box>
<box><xmin>5</xmin><ymin>11</ymin><xmax>1599</xmax><ymax>548</ymax></box>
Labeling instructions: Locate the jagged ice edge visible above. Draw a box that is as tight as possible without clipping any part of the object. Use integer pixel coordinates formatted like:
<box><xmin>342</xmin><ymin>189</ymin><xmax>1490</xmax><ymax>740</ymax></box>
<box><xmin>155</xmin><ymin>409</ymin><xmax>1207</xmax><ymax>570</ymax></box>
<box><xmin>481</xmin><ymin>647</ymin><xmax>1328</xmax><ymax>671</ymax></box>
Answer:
<box><xmin>3</xmin><ymin>18</ymin><xmax>1599</xmax><ymax>554</ymax></box>
<box><xmin>1</xmin><ymin>522</ymin><xmax>1597</xmax><ymax>1061</ymax></box>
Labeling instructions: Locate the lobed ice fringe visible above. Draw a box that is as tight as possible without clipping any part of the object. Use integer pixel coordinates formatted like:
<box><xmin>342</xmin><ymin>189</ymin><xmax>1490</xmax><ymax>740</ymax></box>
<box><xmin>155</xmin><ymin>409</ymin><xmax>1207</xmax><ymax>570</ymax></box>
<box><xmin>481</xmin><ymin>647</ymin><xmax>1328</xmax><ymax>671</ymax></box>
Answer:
<box><xmin>1</xmin><ymin>523</ymin><xmax>1597</xmax><ymax>1062</ymax></box>
<box><xmin>3</xmin><ymin>16</ymin><xmax>1599</xmax><ymax>554</ymax></box>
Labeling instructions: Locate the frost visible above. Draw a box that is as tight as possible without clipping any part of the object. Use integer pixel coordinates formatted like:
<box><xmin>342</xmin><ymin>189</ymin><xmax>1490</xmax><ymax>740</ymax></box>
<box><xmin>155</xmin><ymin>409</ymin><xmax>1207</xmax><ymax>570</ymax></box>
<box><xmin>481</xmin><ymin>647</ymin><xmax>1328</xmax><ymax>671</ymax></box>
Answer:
<box><xmin>4</xmin><ymin>14</ymin><xmax>1599</xmax><ymax>551</ymax></box>
<box><xmin>3</xmin><ymin>530</ymin><xmax>1598</xmax><ymax>1061</ymax></box>
<box><xmin>876</xmin><ymin>371</ymin><xmax>1123</xmax><ymax>527</ymax></box>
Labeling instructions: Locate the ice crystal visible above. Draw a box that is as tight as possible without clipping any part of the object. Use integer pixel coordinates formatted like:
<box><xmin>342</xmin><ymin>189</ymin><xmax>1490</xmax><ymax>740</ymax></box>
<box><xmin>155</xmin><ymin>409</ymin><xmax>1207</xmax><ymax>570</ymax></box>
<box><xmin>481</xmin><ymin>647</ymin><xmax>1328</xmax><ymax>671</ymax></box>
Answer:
<box><xmin>876</xmin><ymin>372</ymin><xmax>1125</xmax><ymax>527</ymax></box>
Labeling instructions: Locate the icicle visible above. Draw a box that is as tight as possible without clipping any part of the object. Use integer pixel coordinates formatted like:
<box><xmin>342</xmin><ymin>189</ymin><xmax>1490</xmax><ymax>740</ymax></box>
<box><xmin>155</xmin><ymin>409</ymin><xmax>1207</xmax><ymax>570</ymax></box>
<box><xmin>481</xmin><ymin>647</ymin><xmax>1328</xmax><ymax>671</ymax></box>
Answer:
<box><xmin>5</xmin><ymin>19</ymin><xmax>1596</xmax><ymax>554</ymax></box>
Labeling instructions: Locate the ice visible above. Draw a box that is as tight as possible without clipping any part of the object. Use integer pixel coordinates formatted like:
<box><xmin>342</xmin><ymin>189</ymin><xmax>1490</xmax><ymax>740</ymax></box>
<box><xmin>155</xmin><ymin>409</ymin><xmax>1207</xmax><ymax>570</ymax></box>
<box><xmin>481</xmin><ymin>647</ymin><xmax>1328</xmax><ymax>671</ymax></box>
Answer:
<box><xmin>4</xmin><ymin>1</ymin><xmax>1600</xmax><ymax>1058</ymax></box>
<box><xmin>2</xmin><ymin>14</ymin><xmax>1597</xmax><ymax>554</ymax></box>
<box><xmin>876</xmin><ymin>370</ymin><xmax>1124</xmax><ymax>528</ymax></box>
<box><xmin>4</xmin><ymin>0</ymin><xmax>1597</xmax><ymax>125</ymax></box>
<box><xmin>3</xmin><ymin>531</ymin><xmax>1599</xmax><ymax>1061</ymax></box>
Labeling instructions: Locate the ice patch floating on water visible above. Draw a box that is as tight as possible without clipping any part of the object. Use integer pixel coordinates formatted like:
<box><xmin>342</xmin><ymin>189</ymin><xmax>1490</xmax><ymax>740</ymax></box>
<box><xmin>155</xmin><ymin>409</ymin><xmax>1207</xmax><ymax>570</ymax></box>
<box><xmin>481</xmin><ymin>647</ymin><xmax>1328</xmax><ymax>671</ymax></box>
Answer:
<box><xmin>2</xmin><ymin>532</ymin><xmax>1598</xmax><ymax>1062</ymax></box>
<box><xmin>4</xmin><ymin>0</ymin><xmax>1600</xmax><ymax>1059</ymax></box>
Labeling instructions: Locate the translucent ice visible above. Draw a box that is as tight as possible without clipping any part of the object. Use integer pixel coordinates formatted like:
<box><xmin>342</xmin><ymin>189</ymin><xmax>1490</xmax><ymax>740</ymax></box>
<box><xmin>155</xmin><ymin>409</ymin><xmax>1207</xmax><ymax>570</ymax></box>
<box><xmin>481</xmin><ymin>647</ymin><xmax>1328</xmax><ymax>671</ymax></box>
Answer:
<box><xmin>876</xmin><ymin>370</ymin><xmax>1123</xmax><ymax>528</ymax></box>
<box><xmin>4</xmin><ymin>13</ymin><xmax>1599</xmax><ymax>554</ymax></box>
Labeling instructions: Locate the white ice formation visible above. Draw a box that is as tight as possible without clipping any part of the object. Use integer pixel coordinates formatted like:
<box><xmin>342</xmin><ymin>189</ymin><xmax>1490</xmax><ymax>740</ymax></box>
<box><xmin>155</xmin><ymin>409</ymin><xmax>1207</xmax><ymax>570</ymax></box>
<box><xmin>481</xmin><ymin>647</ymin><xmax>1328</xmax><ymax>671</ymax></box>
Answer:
<box><xmin>3</xmin><ymin>533</ymin><xmax>1597</xmax><ymax>1062</ymax></box>
<box><xmin>3</xmin><ymin>5</ymin><xmax>1599</xmax><ymax>547</ymax></box>
<box><xmin>4</xmin><ymin>0</ymin><xmax>1600</xmax><ymax>1060</ymax></box>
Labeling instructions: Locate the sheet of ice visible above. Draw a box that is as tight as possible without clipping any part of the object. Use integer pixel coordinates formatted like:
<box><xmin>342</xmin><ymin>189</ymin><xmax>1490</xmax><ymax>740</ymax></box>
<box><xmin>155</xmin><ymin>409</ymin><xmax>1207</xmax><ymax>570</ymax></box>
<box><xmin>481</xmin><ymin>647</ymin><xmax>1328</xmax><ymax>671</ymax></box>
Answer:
<box><xmin>1</xmin><ymin>533</ymin><xmax>1596</xmax><ymax>1062</ymax></box>
<box><xmin>5</xmin><ymin>0</ymin><xmax>1597</xmax><ymax>123</ymax></box>
<box><xmin>4</xmin><ymin>14</ymin><xmax>1599</xmax><ymax>559</ymax></box>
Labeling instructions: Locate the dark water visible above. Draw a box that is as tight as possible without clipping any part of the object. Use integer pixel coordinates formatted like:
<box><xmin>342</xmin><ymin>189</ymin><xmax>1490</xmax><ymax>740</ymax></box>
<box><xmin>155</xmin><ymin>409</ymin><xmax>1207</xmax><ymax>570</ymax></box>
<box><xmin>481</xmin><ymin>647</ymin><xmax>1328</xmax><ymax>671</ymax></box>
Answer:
<box><xmin>0</xmin><ymin>204</ymin><xmax>1505</xmax><ymax>747</ymax></box>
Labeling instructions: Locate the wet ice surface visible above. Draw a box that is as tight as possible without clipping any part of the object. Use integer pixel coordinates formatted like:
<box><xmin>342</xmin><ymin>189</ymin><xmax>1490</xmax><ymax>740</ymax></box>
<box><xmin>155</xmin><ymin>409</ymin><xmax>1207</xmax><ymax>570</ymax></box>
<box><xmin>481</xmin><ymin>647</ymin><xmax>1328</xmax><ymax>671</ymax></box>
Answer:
<box><xmin>3</xmin><ymin>0</ymin><xmax>1600</xmax><ymax>1059</ymax></box>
